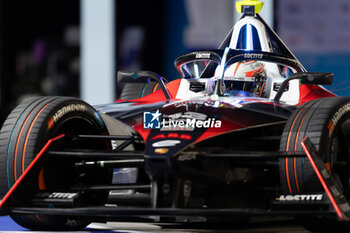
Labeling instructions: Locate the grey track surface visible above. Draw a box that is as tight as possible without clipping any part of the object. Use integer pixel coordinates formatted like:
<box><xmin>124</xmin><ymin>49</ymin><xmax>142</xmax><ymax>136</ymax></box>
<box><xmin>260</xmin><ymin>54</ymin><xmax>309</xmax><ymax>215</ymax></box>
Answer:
<box><xmin>0</xmin><ymin>216</ymin><xmax>310</xmax><ymax>232</ymax></box>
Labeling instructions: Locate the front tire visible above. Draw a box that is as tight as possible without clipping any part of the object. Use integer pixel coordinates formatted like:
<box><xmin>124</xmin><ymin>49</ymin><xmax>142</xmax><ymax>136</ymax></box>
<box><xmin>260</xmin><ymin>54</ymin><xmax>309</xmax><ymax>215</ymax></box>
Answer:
<box><xmin>0</xmin><ymin>96</ymin><xmax>110</xmax><ymax>231</ymax></box>
<box><xmin>279</xmin><ymin>97</ymin><xmax>350</xmax><ymax>232</ymax></box>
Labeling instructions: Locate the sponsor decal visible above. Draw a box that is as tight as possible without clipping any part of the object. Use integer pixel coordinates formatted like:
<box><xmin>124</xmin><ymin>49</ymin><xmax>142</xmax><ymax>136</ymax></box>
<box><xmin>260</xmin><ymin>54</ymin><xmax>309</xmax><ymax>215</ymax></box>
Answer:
<box><xmin>224</xmin><ymin>76</ymin><xmax>255</xmax><ymax>82</ymax></box>
<box><xmin>224</xmin><ymin>99</ymin><xmax>244</xmax><ymax>108</ymax></box>
<box><xmin>152</xmin><ymin>140</ymin><xmax>181</xmax><ymax>147</ymax></box>
<box><xmin>165</xmin><ymin>112</ymin><xmax>207</xmax><ymax>121</ymax></box>
<box><xmin>143</xmin><ymin>110</ymin><xmax>161</xmax><ymax>129</ymax></box>
<box><xmin>195</xmin><ymin>53</ymin><xmax>211</xmax><ymax>59</ymax></box>
<box><xmin>152</xmin><ymin>133</ymin><xmax>192</xmax><ymax>141</ymax></box>
<box><xmin>276</xmin><ymin>194</ymin><xmax>323</xmax><ymax>201</ymax></box>
<box><xmin>329</xmin><ymin>103</ymin><xmax>350</xmax><ymax>135</ymax></box>
<box><xmin>48</xmin><ymin>192</ymin><xmax>78</xmax><ymax>199</ymax></box>
<box><xmin>52</xmin><ymin>104</ymin><xmax>88</xmax><ymax>123</ymax></box>
<box><xmin>244</xmin><ymin>53</ymin><xmax>263</xmax><ymax>59</ymax></box>
<box><xmin>178</xmin><ymin>154</ymin><xmax>197</xmax><ymax>161</ymax></box>
<box><xmin>173</xmin><ymin>102</ymin><xmax>189</xmax><ymax>109</ymax></box>
<box><xmin>65</xmin><ymin>218</ymin><xmax>84</xmax><ymax>227</ymax></box>
<box><xmin>152</xmin><ymin>134</ymin><xmax>166</xmax><ymax>140</ymax></box>
<box><xmin>154</xmin><ymin>148</ymin><xmax>169</xmax><ymax>154</ymax></box>
<box><xmin>111</xmin><ymin>140</ymin><xmax>118</xmax><ymax>150</ymax></box>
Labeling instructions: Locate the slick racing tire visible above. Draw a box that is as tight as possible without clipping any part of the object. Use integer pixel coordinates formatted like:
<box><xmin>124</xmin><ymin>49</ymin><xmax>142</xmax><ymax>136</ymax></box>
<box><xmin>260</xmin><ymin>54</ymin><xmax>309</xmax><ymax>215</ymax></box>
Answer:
<box><xmin>0</xmin><ymin>96</ymin><xmax>110</xmax><ymax>231</ymax></box>
<box><xmin>279</xmin><ymin>97</ymin><xmax>350</xmax><ymax>232</ymax></box>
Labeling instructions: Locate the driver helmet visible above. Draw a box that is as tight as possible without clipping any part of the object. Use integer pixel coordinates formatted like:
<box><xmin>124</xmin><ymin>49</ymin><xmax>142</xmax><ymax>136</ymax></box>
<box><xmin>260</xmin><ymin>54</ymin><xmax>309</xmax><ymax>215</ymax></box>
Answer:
<box><xmin>224</xmin><ymin>60</ymin><xmax>267</xmax><ymax>97</ymax></box>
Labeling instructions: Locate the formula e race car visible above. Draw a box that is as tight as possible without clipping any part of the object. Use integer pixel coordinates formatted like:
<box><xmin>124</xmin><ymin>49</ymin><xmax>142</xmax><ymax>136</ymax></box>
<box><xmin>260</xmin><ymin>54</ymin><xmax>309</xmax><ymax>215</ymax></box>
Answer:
<box><xmin>1</xmin><ymin>1</ymin><xmax>350</xmax><ymax>232</ymax></box>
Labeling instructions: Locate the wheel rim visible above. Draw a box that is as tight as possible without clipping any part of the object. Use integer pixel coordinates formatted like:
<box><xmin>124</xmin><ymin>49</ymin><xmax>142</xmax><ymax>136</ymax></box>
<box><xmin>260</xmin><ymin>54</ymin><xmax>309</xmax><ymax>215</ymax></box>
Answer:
<box><xmin>42</xmin><ymin>116</ymin><xmax>111</xmax><ymax>194</ymax></box>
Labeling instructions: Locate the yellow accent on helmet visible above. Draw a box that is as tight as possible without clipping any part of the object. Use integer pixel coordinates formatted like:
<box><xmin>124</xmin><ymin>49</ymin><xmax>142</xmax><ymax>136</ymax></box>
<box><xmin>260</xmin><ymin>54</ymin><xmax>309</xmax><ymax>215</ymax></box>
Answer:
<box><xmin>235</xmin><ymin>0</ymin><xmax>264</xmax><ymax>14</ymax></box>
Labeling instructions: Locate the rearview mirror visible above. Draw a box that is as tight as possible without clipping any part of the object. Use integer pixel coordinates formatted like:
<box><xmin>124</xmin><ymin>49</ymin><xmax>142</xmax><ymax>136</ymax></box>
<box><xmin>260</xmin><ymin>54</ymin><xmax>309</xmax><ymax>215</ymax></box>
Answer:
<box><xmin>299</xmin><ymin>72</ymin><xmax>333</xmax><ymax>85</ymax></box>
<box><xmin>274</xmin><ymin>72</ymin><xmax>333</xmax><ymax>102</ymax></box>
<box><xmin>117</xmin><ymin>71</ymin><xmax>171</xmax><ymax>100</ymax></box>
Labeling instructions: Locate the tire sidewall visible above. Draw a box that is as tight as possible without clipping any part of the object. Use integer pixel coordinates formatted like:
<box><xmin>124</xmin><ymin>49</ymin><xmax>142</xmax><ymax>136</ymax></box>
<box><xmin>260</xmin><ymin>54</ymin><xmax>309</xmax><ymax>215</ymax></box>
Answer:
<box><xmin>2</xmin><ymin>97</ymin><xmax>108</xmax><ymax>230</ymax></box>
<box><xmin>25</xmin><ymin>98</ymin><xmax>107</xmax><ymax>169</ymax></box>
<box><xmin>324</xmin><ymin>100</ymin><xmax>350</xmax><ymax>173</ymax></box>
<box><xmin>279</xmin><ymin>97</ymin><xmax>350</xmax><ymax>194</ymax></box>
<box><xmin>314</xmin><ymin>98</ymin><xmax>350</xmax><ymax>160</ymax></box>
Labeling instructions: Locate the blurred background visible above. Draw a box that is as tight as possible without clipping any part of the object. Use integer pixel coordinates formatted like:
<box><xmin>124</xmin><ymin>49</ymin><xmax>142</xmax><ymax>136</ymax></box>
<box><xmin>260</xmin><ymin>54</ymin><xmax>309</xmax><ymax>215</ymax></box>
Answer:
<box><xmin>0</xmin><ymin>0</ymin><xmax>350</xmax><ymax>124</ymax></box>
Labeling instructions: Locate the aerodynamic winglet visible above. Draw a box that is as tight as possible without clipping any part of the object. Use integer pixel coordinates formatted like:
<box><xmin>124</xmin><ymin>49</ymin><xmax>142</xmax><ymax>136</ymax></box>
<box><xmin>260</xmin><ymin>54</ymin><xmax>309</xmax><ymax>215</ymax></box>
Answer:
<box><xmin>0</xmin><ymin>134</ymin><xmax>65</xmax><ymax>209</ymax></box>
<box><xmin>301</xmin><ymin>137</ymin><xmax>350</xmax><ymax>221</ymax></box>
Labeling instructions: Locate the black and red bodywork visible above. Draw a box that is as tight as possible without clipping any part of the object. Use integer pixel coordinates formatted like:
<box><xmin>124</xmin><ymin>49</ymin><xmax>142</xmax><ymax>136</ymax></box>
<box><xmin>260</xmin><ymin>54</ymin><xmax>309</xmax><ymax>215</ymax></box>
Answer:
<box><xmin>0</xmin><ymin>78</ymin><xmax>343</xmax><ymax>222</ymax></box>
<box><xmin>1</xmin><ymin>8</ymin><xmax>349</xmax><ymax>228</ymax></box>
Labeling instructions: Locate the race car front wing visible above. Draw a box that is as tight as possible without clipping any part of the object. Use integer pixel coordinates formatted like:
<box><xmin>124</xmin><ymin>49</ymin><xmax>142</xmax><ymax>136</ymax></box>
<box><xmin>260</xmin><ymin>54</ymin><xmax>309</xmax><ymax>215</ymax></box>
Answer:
<box><xmin>0</xmin><ymin>135</ymin><xmax>349</xmax><ymax>223</ymax></box>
